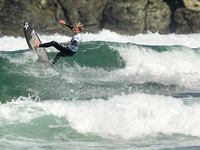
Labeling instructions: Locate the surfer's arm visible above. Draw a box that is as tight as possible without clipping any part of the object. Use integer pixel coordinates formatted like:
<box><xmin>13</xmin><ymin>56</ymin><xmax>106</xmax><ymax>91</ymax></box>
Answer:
<box><xmin>65</xmin><ymin>23</ymin><xmax>74</xmax><ymax>30</ymax></box>
<box><xmin>59</xmin><ymin>20</ymin><xmax>73</xmax><ymax>30</ymax></box>
<box><xmin>68</xmin><ymin>40</ymin><xmax>77</xmax><ymax>45</ymax></box>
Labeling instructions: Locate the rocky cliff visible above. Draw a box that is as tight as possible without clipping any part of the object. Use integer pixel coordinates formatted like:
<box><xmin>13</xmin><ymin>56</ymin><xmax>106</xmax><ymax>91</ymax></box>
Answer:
<box><xmin>0</xmin><ymin>0</ymin><xmax>200</xmax><ymax>36</ymax></box>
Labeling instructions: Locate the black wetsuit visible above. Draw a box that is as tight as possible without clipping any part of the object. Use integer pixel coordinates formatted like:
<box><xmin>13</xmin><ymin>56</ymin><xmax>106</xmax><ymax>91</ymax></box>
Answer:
<box><xmin>39</xmin><ymin>23</ymin><xmax>78</xmax><ymax>64</ymax></box>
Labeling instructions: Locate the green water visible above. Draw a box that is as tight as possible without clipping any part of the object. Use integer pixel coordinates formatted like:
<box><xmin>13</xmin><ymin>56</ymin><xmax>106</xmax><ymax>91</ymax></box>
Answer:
<box><xmin>1</xmin><ymin>40</ymin><xmax>200</xmax><ymax>150</ymax></box>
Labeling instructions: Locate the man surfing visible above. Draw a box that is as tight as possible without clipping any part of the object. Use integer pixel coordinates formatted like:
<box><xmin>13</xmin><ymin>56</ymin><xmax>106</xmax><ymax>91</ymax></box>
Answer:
<box><xmin>34</xmin><ymin>20</ymin><xmax>84</xmax><ymax>64</ymax></box>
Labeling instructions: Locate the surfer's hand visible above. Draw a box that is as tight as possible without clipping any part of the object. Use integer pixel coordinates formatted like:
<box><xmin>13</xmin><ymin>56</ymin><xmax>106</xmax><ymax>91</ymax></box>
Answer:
<box><xmin>68</xmin><ymin>41</ymin><xmax>71</xmax><ymax>45</ymax></box>
<box><xmin>59</xmin><ymin>20</ymin><xmax>66</xmax><ymax>25</ymax></box>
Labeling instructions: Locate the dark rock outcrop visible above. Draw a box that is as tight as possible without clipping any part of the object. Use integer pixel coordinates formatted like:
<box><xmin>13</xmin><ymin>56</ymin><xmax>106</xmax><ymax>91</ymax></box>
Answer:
<box><xmin>174</xmin><ymin>8</ymin><xmax>200</xmax><ymax>34</ymax></box>
<box><xmin>146</xmin><ymin>0</ymin><xmax>171</xmax><ymax>34</ymax></box>
<box><xmin>0</xmin><ymin>0</ymin><xmax>200</xmax><ymax>36</ymax></box>
<box><xmin>103</xmin><ymin>0</ymin><xmax>147</xmax><ymax>35</ymax></box>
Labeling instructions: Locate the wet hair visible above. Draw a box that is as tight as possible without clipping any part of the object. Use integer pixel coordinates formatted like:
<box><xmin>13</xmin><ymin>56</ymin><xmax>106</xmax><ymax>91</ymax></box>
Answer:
<box><xmin>74</xmin><ymin>23</ymin><xmax>84</xmax><ymax>32</ymax></box>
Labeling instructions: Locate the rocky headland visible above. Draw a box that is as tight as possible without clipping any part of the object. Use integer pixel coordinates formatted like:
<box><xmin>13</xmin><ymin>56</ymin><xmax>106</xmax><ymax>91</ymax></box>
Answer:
<box><xmin>1</xmin><ymin>0</ymin><xmax>200</xmax><ymax>36</ymax></box>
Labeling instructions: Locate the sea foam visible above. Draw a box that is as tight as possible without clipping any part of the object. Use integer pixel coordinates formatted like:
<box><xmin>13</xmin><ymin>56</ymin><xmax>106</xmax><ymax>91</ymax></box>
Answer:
<box><xmin>2</xmin><ymin>93</ymin><xmax>200</xmax><ymax>140</ymax></box>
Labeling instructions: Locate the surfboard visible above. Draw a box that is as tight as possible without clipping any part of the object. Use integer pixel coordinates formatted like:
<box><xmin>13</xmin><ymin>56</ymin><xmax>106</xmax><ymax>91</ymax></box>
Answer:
<box><xmin>24</xmin><ymin>21</ymin><xmax>49</xmax><ymax>61</ymax></box>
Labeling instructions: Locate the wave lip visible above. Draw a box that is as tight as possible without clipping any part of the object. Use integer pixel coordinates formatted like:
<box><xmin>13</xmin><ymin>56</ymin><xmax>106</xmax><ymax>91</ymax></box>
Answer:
<box><xmin>1</xmin><ymin>31</ymin><xmax>200</xmax><ymax>51</ymax></box>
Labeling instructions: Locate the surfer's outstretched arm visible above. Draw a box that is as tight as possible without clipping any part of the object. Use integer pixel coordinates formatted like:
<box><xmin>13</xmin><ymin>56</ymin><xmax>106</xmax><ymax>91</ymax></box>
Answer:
<box><xmin>59</xmin><ymin>20</ymin><xmax>73</xmax><ymax>30</ymax></box>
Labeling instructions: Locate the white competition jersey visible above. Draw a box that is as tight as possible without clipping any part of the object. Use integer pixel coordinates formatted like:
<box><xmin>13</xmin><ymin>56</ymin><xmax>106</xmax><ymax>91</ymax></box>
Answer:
<box><xmin>68</xmin><ymin>33</ymin><xmax>82</xmax><ymax>52</ymax></box>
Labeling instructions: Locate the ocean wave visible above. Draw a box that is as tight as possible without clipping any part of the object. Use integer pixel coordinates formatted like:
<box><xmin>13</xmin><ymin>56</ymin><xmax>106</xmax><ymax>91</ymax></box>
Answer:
<box><xmin>2</xmin><ymin>93</ymin><xmax>200</xmax><ymax>140</ymax></box>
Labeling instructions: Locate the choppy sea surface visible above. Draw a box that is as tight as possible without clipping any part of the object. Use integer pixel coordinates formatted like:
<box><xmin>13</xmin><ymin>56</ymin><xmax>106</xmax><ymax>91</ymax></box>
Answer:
<box><xmin>1</xmin><ymin>30</ymin><xmax>200</xmax><ymax>150</ymax></box>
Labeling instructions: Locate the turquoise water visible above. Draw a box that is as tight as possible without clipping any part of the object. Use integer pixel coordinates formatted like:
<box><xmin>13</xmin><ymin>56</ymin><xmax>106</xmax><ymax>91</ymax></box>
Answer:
<box><xmin>1</xmin><ymin>31</ymin><xmax>200</xmax><ymax>149</ymax></box>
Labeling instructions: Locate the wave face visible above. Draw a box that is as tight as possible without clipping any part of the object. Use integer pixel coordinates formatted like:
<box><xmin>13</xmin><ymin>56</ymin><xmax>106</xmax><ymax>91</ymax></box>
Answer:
<box><xmin>1</xmin><ymin>31</ymin><xmax>200</xmax><ymax>150</ymax></box>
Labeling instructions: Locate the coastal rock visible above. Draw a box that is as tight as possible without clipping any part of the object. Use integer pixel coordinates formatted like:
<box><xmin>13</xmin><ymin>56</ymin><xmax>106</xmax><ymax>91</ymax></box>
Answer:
<box><xmin>0</xmin><ymin>0</ymin><xmax>66</xmax><ymax>36</ymax></box>
<box><xmin>57</xmin><ymin>0</ymin><xmax>105</xmax><ymax>33</ymax></box>
<box><xmin>174</xmin><ymin>8</ymin><xmax>200</xmax><ymax>33</ymax></box>
<box><xmin>146</xmin><ymin>0</ymin><xmax>171</xmax><ymax>34</ymax></box>
<box><xmin>183</xmin><ymin>0</ymin><xmax>200</xmax><ymax>11</ymax></box>
<box><xmin>0</xmin><ymin>0</ymin><xmax>5</xmax><ymax>11</ymax></box>
<box><xmin>103</xmin><ymin>0</ymin><xmax>171</xmax><ymax>35</ymax></box>
<box><xmin>103</xmin><ymin>0</ymin><xmax>147</xmax><ymax>35</ymax></box>
<box><xmin>1</xmin><ymin>0</ymin><xmax>200</xmax><ymax>36</ymax></box>
<box><xmin>0</xmin><ymin>0</ymin><xmax>106</xmax><ymax>36</ymax></box>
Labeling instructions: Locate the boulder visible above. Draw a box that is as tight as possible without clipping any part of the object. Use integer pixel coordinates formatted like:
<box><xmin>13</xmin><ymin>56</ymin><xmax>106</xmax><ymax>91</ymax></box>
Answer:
<box><xmin>174</xmin><ymin>7</ymin><xmax>200</xmax><ymax>33</ymax></box>
<box><xmin>183</xmin><ymin>0</ymin><xmax>200</xmax><ymax>11</ymax></box>
<box><xmin>57</xmin><ymin>0</ymin><xmax>105</xmax><ymax>33</ymax></box>
<box><xmin>146</xmin><ymin>0</ymin><xmax>171</xmax><ymax>34</ymax></box>
<box><xmin>0</xmin><ymin>0</ymin><xmax>66</xmax><ymax>36</ymax></box>
<box><xmin>0</xmin><ymin>0</ymin><xmax>5</xmax><ymax>11</ymax></box>
<box><xmin>103</xmin><ymin>0</ymin><xmax>147</xmax><ymax>35</ymax></box>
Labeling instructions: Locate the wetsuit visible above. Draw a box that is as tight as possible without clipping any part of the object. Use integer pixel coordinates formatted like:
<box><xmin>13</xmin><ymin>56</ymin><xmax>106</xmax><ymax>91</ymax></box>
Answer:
<box><xmin>38</xmin><ymin>23</ymin><xmax>82</xmax><ymax>64</ymax></box>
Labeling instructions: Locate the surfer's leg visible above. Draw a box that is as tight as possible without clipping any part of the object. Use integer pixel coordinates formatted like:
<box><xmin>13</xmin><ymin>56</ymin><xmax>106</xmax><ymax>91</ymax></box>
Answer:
<box><xmin>37</xmin><ymin>41</ymin><xmax>75</xmax><ymax>56</ymax></box>
<box><xmin>52</xmin><ymin>52</ymin><xmax>67</xmax><ymax>64</ymax></box>
<box><xmin>36</xmin><ymin>40</ymin><xmax>76</xmax><ymax>64</ymax></box>
<box><xmin>34</xmin><ymin>39</ymin><xmax>54</xmax><ymax>48</ymax></box>
<box><xmin>38</xmin><ymin>41</ymin><xmax>58</xmax><ymax>48</ymax></box>
<box><xmin>34</xmin><ymin>40</ymin><xmax>60</xmax><ymax>49</ymax></box>
<box><xmin>62</xmin><ymin>47</ymin><xmax>76</xmax><ymax>56</ymax></box>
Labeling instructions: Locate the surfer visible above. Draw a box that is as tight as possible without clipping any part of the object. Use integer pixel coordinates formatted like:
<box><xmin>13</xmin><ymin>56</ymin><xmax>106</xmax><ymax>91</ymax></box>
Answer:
<box><xmin>34</xmin><ymin>20</ymin><xmax>84</xmax><ymax>64</ymax></box>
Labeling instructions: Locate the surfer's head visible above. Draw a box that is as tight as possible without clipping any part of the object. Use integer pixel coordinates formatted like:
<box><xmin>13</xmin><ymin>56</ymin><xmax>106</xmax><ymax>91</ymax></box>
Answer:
<box><xmin>74</xmin><ymin>23</ymin><xmax>84</xmax><ymax>34</ymax></box>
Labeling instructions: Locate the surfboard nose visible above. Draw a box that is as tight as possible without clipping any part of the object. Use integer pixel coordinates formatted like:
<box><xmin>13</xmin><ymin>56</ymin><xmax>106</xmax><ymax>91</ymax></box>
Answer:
<box><xmin>24</xmin><ymin>21</ymin><xmax>29</xmax><ymax>30</ymax></box>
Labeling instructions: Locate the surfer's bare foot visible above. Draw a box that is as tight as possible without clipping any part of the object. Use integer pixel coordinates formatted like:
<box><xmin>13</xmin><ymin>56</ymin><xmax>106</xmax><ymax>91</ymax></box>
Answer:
<box><xmin>34</xmin><ymin>39</ymin><xmax>39</xmax><ymax>47</ymax></box>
